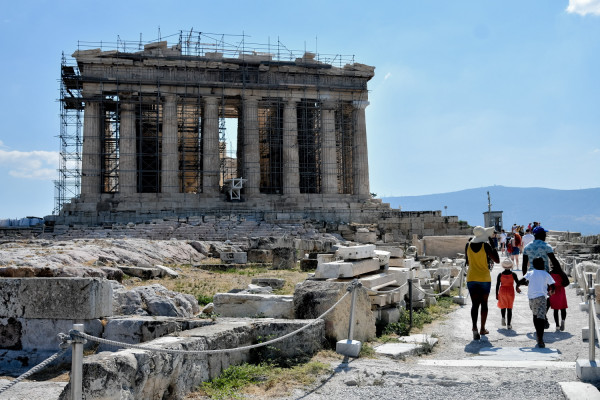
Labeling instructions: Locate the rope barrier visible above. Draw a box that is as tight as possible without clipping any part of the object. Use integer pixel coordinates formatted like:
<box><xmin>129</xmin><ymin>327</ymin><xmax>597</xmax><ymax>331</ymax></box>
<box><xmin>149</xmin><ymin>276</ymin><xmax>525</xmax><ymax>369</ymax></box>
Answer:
<box><xmin>364</xmin><ymin>281</ymin><xmax>408</xmax><ymax>295</ymax></box>
<box><xmin>72</xmin><ymin>291</ymin><xmax>350</xmax><ymax>356</ymax></box>
<box><xmin>0</xmin><ymin>346</ymin><xmax>69</xmax><ymax>396</ymax></box>
<box><xmin>413</xmin><ymin>267</ymin><xmax>464</xmax><ymax>298</ymax></box>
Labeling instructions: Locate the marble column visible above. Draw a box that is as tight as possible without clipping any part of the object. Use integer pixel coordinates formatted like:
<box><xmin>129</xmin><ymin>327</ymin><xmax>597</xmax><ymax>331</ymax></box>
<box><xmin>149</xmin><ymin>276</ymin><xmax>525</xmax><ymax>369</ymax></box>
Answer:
<box><xmin>81</xmin><ymin>101</ymin><xmax>101</xmax><ymax>196</ymax></box>
<box><xmin>321</xmin><ymin>101</ymin><xmax>338</xmax><ymax>194</ymax></box>
<box><xmin>352</xmin><ymin>100</ymin><xmax>370</xmax><ymax>197</ymax></box>
<box><xmin>161</xmin><ymin>95</ymin><xmax>178</xmax><ymax>193</ymax></box>
<box><xmin>202</xmin><ymin>96</ymin><xmax>220</xmax><ymax>195</ymax></box>
<box><xmin>242</xmin><ymin>96</ymin><xmax>260</xmax><ymax>195</ymax></box>
<box><xmin>119</xmin><ymin>101</ymin><xmax>136</xmax><ymax>195</ymax></box>
<box><xmin>283</xmin><ymin>99</ymin><xmax>300</xmax><ymax>195</ymax></box>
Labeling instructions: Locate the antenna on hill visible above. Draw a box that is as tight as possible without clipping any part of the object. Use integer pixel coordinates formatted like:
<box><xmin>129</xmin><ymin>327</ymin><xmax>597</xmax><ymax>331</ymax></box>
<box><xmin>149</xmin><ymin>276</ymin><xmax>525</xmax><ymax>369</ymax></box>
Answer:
<box><xmin>487</xmin><ymin>191</ymin><xmax>492</xmax><ymax>213</ymax></box>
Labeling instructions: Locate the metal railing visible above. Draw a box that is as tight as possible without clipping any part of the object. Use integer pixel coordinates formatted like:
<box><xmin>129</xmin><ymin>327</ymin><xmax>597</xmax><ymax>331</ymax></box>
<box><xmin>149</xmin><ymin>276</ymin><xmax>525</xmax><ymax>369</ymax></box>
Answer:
<box><xmin>572</xmin><ymin>258</ymin><xmax>600</xmax><ymax>362</ymax></box>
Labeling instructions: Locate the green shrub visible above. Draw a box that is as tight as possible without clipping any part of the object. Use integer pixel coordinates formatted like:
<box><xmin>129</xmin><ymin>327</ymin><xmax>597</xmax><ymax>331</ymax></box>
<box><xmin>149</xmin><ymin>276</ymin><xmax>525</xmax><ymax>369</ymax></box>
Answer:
<box><xmin>201</xmin><ymin>363</ymin><xmax>272</xmax><ymax>399</ymax></box>
<box><xmin>197</xmin><ymin>294</ymin><xmax>213</xmax><ymax>306</ymax></box>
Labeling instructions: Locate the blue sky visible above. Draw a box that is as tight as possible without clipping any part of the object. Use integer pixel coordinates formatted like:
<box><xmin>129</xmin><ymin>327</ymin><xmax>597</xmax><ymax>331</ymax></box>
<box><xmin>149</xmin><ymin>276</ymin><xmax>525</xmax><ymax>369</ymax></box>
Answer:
<box><xmin>1</xmin><ymin>0</ymin><xmax>599</xmax><ymax>219</ymax></box>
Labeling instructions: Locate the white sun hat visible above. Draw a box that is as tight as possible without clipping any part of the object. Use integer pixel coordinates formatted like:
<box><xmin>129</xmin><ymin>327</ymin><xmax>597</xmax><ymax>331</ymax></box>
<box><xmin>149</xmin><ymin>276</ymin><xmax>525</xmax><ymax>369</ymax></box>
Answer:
<box><xmin>471</xmin><ymin>226</ymin><xmax>495</xmax><ymax>243</ymax></box>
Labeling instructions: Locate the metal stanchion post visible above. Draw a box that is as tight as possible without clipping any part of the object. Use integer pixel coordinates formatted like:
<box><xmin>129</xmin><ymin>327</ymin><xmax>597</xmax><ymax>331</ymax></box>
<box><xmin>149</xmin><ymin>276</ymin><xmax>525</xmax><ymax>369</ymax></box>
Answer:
<box><xmin>408</xmin><ymin>279</ymin><xmax>413</xmax><ymax>330</ymax></box>
<box><xmin>453</xmin><ymin>264</ymin><xmax>466</xmax><ymax>305</ymax></box>
<box><xmin>347</xmin><ymin>281</ymin><xmax>359</xmax><ymax>342</ymax></box>
<box><xmin>588</xmin><ymin>273</ymin><xmax>595</xmax><ymax>362</ymax></box>
<box><xmin>70</xmin><ymin>322</ymin><xmax>86</xmax><ymax>400</ymax></box>
<box><xmin>336</xmin><ymin>280</ymin><xmax>363</xmax><ymax>360</ymax></box>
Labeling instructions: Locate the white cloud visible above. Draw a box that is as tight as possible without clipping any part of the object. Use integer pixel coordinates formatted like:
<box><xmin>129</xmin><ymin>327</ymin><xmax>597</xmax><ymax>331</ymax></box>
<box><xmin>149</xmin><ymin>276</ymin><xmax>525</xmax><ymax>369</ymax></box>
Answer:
<box><xmin>567</xmin><ymin>0</ymin><xmax>600</xmax><ymax>15</ymax></box>
<box><xmin>384</xmin><ymin>72</ymin><xmax>392</xmax><ymax>80</ymax></box>
<box><xmin>0</xmin><ymin>149</ymin><xmax>59</xmax><ymax>180</ymax></box>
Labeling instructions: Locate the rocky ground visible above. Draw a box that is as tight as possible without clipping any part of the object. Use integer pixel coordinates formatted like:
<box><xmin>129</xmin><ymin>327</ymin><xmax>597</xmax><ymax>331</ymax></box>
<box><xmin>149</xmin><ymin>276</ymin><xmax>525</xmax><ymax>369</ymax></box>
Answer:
<box><xmin>2</xmin><ymin>237</ymin><xmax>600</xmax><ymax>400</ymax></box>
<box><xmin>263</xmin><ymin>261</ymin><xmax>600</xmax><ymax>400</ymax></box>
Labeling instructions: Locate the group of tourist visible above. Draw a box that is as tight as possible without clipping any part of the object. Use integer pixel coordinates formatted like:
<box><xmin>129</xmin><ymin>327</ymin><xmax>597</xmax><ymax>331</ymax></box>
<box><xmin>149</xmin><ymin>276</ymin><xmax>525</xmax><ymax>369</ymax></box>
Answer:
<box><xmin>465</xmin><ymin>225</ymin><xmax>569</xmax><ymax>348</ymax></box>
<box><xmin>494</xmin><ymin>221</ymin><xmax>542</xmax><ymax>270</ymax></box>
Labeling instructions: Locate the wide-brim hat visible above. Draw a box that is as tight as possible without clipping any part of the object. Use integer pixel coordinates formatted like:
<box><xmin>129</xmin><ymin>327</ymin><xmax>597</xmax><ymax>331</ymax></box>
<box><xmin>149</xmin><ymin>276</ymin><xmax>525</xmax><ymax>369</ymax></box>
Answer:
<box><xmin>471</xmin><ymin>226</ymin><xmax>495</xmax><ymax>243</ymax></box>
<box><xmin>501</xmin><ymin>259</ymin><xmax>513</xmax><ymax>269</ymax></box>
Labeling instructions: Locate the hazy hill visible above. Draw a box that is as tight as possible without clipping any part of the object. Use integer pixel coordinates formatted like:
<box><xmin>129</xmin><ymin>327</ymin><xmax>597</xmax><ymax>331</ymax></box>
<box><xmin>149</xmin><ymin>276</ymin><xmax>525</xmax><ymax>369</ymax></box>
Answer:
<box><xmin>381</xmin><ymin>186</ymin><xmax>600</xmax><ymax>236</ymax></box>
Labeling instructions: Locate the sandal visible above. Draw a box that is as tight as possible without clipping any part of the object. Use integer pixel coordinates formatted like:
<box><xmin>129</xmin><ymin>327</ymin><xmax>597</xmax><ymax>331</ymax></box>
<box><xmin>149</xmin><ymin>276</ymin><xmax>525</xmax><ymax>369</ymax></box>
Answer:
<box><xmin>480</xmin><ymin>329</ymin><xmax>489</xmax><ymax>335</ymax></box>
<box><xmin>473</xmin><ymin>330</ymin><xmax>480</xmax><ymax>340</ymax></box>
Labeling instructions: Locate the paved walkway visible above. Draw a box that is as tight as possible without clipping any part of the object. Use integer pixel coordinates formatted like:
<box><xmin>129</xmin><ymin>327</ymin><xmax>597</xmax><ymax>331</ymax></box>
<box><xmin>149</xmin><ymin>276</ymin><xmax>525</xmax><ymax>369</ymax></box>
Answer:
<box><xmin>274</xmin><ymin>260</ymin><xmax>600</xmax><ymax>400</ymax></box>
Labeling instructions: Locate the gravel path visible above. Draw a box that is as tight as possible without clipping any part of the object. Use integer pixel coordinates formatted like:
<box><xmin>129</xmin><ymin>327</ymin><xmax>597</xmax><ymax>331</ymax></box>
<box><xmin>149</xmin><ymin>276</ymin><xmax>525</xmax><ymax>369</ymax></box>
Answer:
<box><xmin>273</xmin><ymin>261</ymin><xmax>599</xmax><ymax>400</ymax></box>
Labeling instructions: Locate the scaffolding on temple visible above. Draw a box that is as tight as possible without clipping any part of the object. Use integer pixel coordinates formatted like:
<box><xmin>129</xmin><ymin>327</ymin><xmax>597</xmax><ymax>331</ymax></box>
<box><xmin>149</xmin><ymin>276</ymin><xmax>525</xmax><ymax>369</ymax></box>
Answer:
<box><xmin>54</xmin><ymin>29</ymin><xmax>367</xmax><ymax>215</ymax></box>
<box><xmin>55</xmin><ymin>53</ymin><xmax>83</xmax><ymax>214</ymax></box>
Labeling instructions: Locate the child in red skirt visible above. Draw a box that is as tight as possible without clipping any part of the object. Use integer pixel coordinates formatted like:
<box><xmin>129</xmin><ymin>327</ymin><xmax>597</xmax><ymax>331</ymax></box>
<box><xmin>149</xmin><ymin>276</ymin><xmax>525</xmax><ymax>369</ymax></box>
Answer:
<box><xmin>496</xmin><ymin>259</ymin><xmax>521</xmax><ymax>329</ymax></box>
<box><xmin>549</xmin><ymin>264</ymin><xmax>569</xmax><ymax>331</ymax></box>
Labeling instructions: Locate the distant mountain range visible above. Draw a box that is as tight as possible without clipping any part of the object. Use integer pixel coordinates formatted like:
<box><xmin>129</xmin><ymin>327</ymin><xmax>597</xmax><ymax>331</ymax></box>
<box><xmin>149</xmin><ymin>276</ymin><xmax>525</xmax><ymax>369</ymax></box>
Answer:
<box><xmin>381</xmin><ymin>186</ymin><xmax>600</xmax><ymax>236</ymax></box>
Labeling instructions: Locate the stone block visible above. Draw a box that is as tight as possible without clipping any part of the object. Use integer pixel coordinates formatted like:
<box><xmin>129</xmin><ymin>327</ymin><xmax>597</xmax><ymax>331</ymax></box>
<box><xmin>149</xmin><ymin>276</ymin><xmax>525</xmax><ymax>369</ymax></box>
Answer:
<box><xmin>247</xmin><ymin>249</ymin><xmax>272</xmax><ymax>263</ymax></box>
<box><xmin>374</xmin><ymin>250</ymin><xmax>391</xmax><ymax>266</ymax></box>
<box><xmin>334</xmin><ymin>244</ymin><xmax>376</xmax><ymax>260</ymax></box>
<box><xmin>220</xmin><ymin>252</ymin><xmax>248</xmax><ymax>264</ymax></box>
<box><xmin>250</xmin><ymin>278</ymin><xmax>285</xmax><ymax>290</ymax></box>
<box><xmin>387</xmin><ymin>267</ymin><xmax>409</xmax><ymax>287</ymax></box>
<box><xmin>98</xmin><ymin>316</ymin><xmax>211</xmax><ymax>352</ymax></box>
<box><xmin>370</xmin><ymin>294</ymin><xmax>389</xmax><ymax>306</ymax></box>
<box><xmin>317</xmin><ymin>253</ymin><xmax>336</xmax><ymax>266</ymax></box>
<box><xmin>388</xmin><ymin>258</ymin><xmax>405</xmax><ymax>267</ymax></box>
<box><xmin>377</xmin><ymin>286</ymin><xmax>406</xmax><ymax>303</ymax></box>
<box><xmin>379</xmin><ymin>307</ymin><xmax>400</xmax><ymax>324</ymax></box>
<box><xmin>213</xmin><ymin>293</ymin><xmax>294</xmax><ymax>318</ymax></box>
<box><xmin>119</xmin><ymin>266</ymin><xmax>162</xmax><ymax>279</ymax></box>
<box><xmin>358</xmin><ymin>272</ymin><xmax>397</xmax><ymax>290</ymax></box>
<box><xmin>315</xmin><ymin>258</ymin><xmax>380</xmax><ymax>279</ymax></box>
<box><xmin>0</xmin><ymin>278</ymin><xmax>113</xmax><ymax>320</ymax></box>
<box><xmin>355</xmin><ymin>230</ymin><xmax>377</xmax><ymax>244</ymax></box>
<box><xmin>272</xmin><ymin>247</ymin><xmax>297</xmax><ymax>269</ymax></box>
<box><xmin>576</xmin><ymin>359</ymin><xmax>600</xmax><ymax>382</ymax></box>
<box><xmin>294</xmin><ymin>280</ymin><xmax>375</xmax><ymax>342</ymax></box>
<box><xmin>300</xmin><ymin>258</ymin><xmax>318</xmax><ymax>271</ymax></box>
<box><xmin>0</xmin><ymin>317</ymin><xmax>103</xmax><ymax>352</ymax></box>
<box><xmin>336</xmin><ymin>339</ymin><xmax>362</xmax><ymax>358</ymax></box>
<box><xmin>376</xmin><ymin>246</ymin><xmax>404</xmax><ymax>258</ymax></box>
<box><xmin>414</xmin><ymin>269</ymin><xmax>431</xmax><ymax>279</ymax></box>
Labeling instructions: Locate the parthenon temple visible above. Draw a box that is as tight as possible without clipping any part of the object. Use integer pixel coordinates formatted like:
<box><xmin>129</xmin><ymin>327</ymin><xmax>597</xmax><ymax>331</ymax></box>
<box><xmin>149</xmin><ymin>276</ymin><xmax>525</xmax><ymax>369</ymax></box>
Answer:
<box><xmin>49</xmin><ymin>31</ymin><xmax>469</xmax><ymax>239</ymax></box>
<box><xmin>54</xmin><ymin>31</ymin><xmax>385</xmax><ymax>225</ymax></box>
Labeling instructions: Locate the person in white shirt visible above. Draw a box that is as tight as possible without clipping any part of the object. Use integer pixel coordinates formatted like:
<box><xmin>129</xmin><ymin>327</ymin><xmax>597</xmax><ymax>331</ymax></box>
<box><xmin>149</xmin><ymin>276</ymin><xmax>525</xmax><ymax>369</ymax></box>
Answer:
<box><xmin>522</xmin><ymin>228</ymin><xmax>535</xmax><ymax>249</ymax></box>
<box><xmin>499</xmin><ymin>230</ymin><xmax>507</xmax><ymax>256</ymax></box>
<box><xmin>518</xmin><ymin>257</ymin><xmax>556</xmax><ymax>348</ymax></box>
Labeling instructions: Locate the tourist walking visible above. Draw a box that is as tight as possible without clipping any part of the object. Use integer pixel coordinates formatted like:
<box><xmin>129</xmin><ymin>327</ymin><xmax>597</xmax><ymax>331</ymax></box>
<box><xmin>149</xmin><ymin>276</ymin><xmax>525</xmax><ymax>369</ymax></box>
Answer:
<box><xmin>466</xmin><ymin>226</ymin><xmax>500</xmax><ymax>340</ymax></box>
<box><xmin>496</xmin><ymin>259</ymin><xmax>521</xmax><ymax>330</ymax></box>
<box><xmin>510</xmin><ymin>230</ymin><xmax>522</xmax><ymax>270</ymax></box>
<box><xmin>518</xmin><ymin>257</ymin><xmax>556</xmax><ymax>348</ymax></box>
<box><xmin>499</xmin><ymin>229</ymin><xmax>507</xmax><ymax>256</ymax></box>
<box><xmin>522</xmin><ymin>228</ymin><xmax>535</xmax><ymax>248</ymax></box>
<box><xmin>549</xmin><ymin>264</ymin><xmax>570</xmax><ymax>331</ymax></box>
<box><xmin>522</xmin><ymin>226</ymin><xmax>561</xmax><ymax>274</ymax></box>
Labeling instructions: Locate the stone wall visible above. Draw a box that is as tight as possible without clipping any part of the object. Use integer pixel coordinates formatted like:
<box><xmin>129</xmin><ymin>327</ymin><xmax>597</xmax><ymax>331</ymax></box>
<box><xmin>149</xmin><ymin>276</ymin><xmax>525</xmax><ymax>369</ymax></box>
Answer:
<box><xmin>57</xmin><ymin>318</ymin><xmax>325</xmax><ymax>400</ymax></box>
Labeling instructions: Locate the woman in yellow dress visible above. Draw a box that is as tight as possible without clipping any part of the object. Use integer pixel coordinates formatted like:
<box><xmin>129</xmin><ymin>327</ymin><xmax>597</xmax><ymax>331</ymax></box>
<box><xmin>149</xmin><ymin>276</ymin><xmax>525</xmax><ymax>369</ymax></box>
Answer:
<box><xmin>465</xmin><ymin>226</ymin><xmax>500</xmax><ymax>340</ymax></box>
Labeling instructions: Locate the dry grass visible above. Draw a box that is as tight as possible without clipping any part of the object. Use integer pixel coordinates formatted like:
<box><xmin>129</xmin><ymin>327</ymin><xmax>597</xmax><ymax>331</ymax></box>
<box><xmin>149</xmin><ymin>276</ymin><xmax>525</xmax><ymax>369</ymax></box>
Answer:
<box><xmin>125</xmin><ymin>259</ymin><xmax>309</xmax><ymax>301</ymax></box>
<box><xmin>183</xmin><ymin>350</ymin><xmax>337</xmax><ymax>399</ymax></box>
